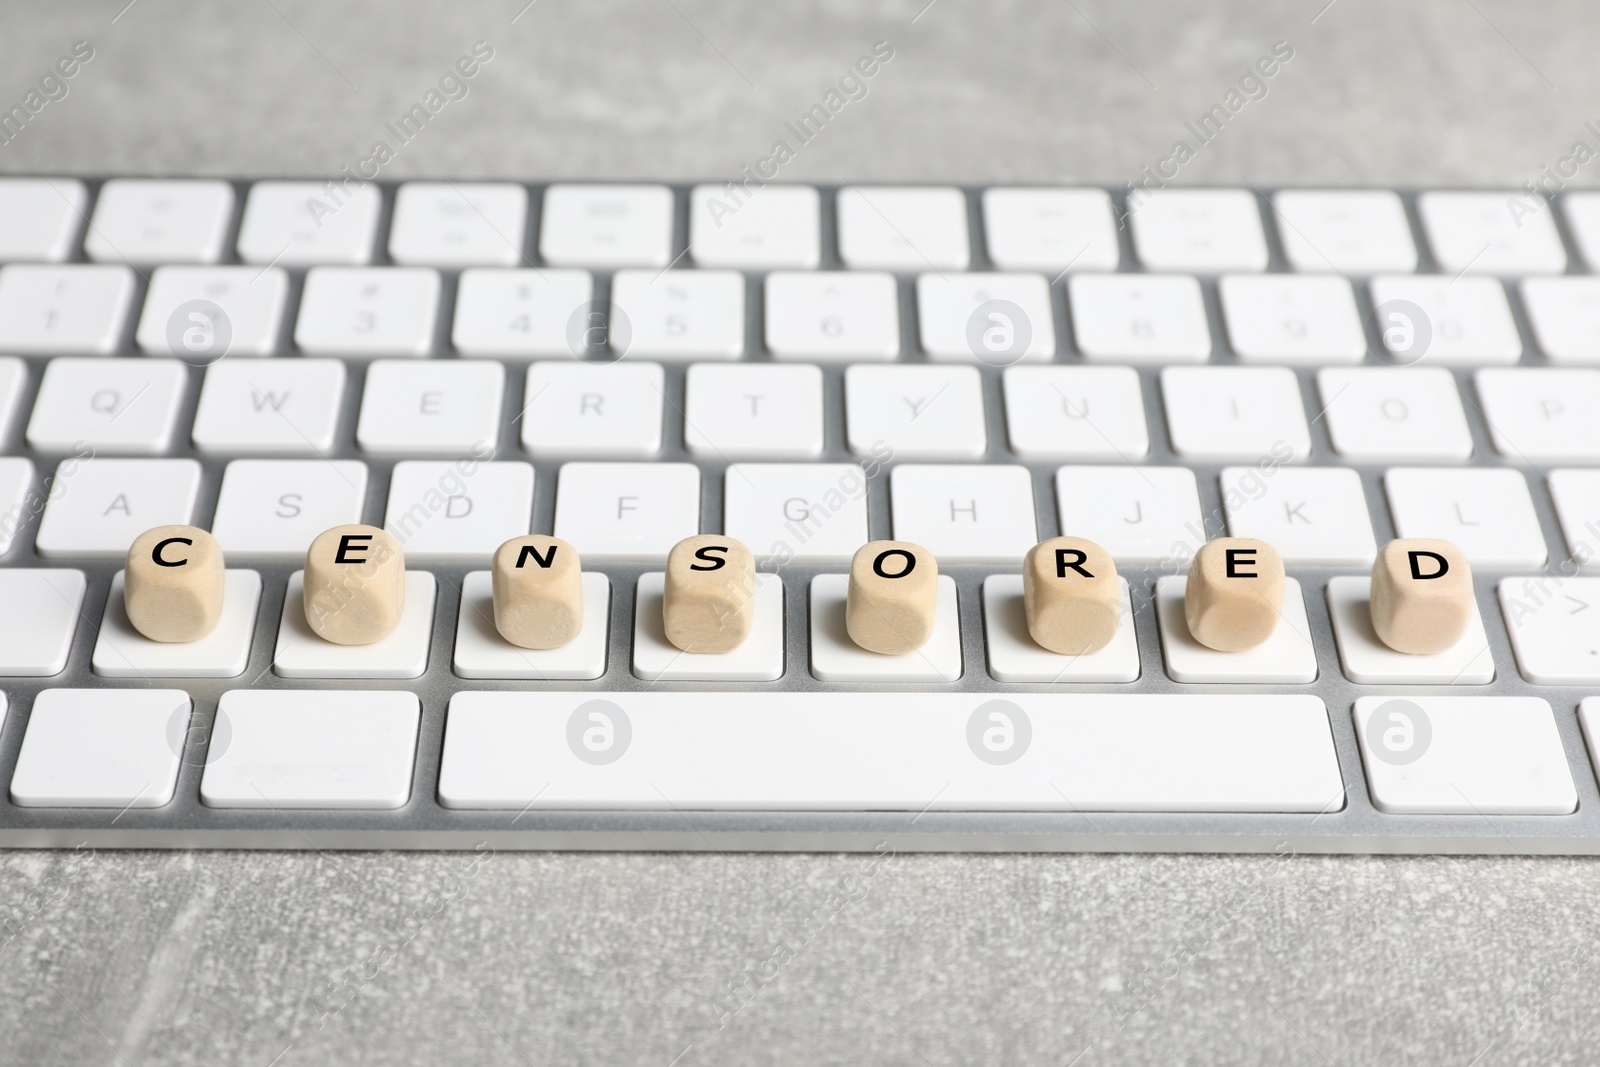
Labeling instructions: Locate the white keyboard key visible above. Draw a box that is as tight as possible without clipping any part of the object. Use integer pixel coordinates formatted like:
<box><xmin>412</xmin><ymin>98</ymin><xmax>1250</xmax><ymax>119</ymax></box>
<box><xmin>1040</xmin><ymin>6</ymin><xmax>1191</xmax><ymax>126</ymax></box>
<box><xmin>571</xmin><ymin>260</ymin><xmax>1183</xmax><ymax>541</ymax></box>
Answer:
<box><xmin>809</xmin><ymin>573</ymin><xmax>962</xmax><ymax>682</ymax></box>
<box><xmin>452</xmin><ymin>268</ymin><xmax>592</xmax><ymax>357</ymax></box>
<box><xmin>191</xmin><ymin>358</ymin><xmax>344</xmax><ymax>454</ymax></box>
<box><xmin>0</xmin><ymin>354</ymin><xmax>28</xmax><ymax>442</ymax></box>
<box><xmin>136</xmin><ymin>265</ymin><xmax>288</xmax><ymax>358</ymax></box>
<box><xmin>1272</xmin><ymin>190</ymin><xmax>1418</xmax><ymax>273</ymax></box>
<box><xmin>1500</xmin><ymin>577</ymin><xmax>1600</xmax><ymax>684</ymax></box>
<box><xmin>27</xmin><ymin>357</ymin><xmax>186</xmax><ymax>454</ymax></box>
<box><xmin>85</xmin><ymin>179</ymin><xmax>234</xmax><ymax>265</ymax></box>
<box><xmin>357</xmin><ymin>359</ymin><xmax>503</xmax><ymax>455</ymax></box>
<box><xmin>609</xmin><ymin>270</ymin><xmax>744</xmax><ymax>360</ymax></box>
<box><xmin>539</xmin><ymin>184</ymin><xmax>674</xmax><ymax>268</ymax></box>
<box><xmin>1368</xmin><ymin>275</ymin><xmax>1520</xmax><ymax>365</ymax></box>
<box><xmin>723</xmin><ymin>463</ymin><xmax>870</xmax><ymax>565</ymax></box>
<box><xmin>0</xmin><ymin>569</ymin><xmax>86</xmax><ymax>676</ymax></box>
<box><xmin>1130</xmin><ymin>188</ymin><xmax>1268</xmax><ymax>272</ymax></box>
<box><xmin>764</xmin><ymin>271</ymin><xmax>899</xmax><ymax>361</ymax></box>
<box><xmin>1329</xmin><ymin>576</ymin><xmax>1494</xmax><ymax>685</ymax></box>
<box><xmin>916</xmin><ymin>272</ymin><xmax>1055</xmax><ymax>363</ymax></box>
<box><xmin>1562</xmin><ymin>192</ymin><xmax>1600</xmax><ymax>269</ymax></box>
<box><xmin>1221</xmin><ymin>466</ymin><xmax>1376</xmax><ymax>565</ymax></box>
<box><xmin>982</xmin><ymin>187</ymin><xmax>1119</xmax><ymax>271</ymax></box>
<box><xmin>844</xmin><ymin>364</ymin><xmax>986</xmax><ymax>459</ymax></box>
<box><xmin>836</xmin><ymin>186</ymin><xmax>969</xmax><ymax>270</ymax></box>
<box><xmin>1068</xmin><ymin>274</ymin><xmax>1211</xmax><ymax>363</ymax></box>
<box><xmin>1156</xmin><ymin>575</ymin><xmax>1317</xmax><ymax>684</ymax></box>
<box><xmin>384</xmin><ymin>460</ymin><xmax>533</xmax><ymax>559</ymax></box>
<box><xmin>552</xmin><ymin>461</ymin><xmax>700</xmax><ymax>561</ymax></box>
<box><xmin>437</xmin><ymin>691</ymin><xmax>1342</xmax><ymax>813</ymax></box>
<box><xmin>1316</xmin><ymin>367</ymin><xmax>1473</xmax><ymax>461</ymax></box>
<box><xmin>388</xmin><ymin>181</ymin><xmax>527</xmax><ymax>266</ymax></box>
<box><xmin>1549</xmin><ymin>469</ymin><xmax>1600</xmax><ymax>571</ymax></box>
<box><xmin>1353</xmin><ymin>697</ymin><xmax>1574</xmax><ymax>815</ymax></box>
<box><xmin>1055</xmin><ymin>465</ymin><xmax>1205</xmax><ymax>564</ymax></box>
<box><xmin>237</xmin><ymin>181</ymin><xmax>380</xmax><ymax>265</ymax></box>
<box><xmin>274</xmin><ymin>570</ymin><xmax>435</xmax><ymax>679</ymax></box>
<box><xmin>295</xmin><ymin>267</ymin><xmax>440</xmax><ymax>357</ymax></box>
<box><xmin>982</xmin><ymin>574</ymin><xmax>1140</xmax><ymax>683</ymax></box>
<box><xmin>690</xmin><ymin>184</ymin><xmax>820</xmax><ymax>269</ymax></box>
<box><xmin>1161</xmin><ymin>366</ymin><xmax>1311</xmax><ymax>461</ymax></box>
<box><xmin>0</xmin><ymin>456</ymin><xmax>34</xmax><ymax>554</ymax></box>
<box><xmin>211</xmin><ymin>459</ymin><xmax>368</xmax><ymax>558</ymax></box>
<box><xmin>890</xmin><ymin>464</ymin><xmax>1037</xmax><ymax>563</ymax></box>
<box><xmin>1219</xmin><ymin>274</ymin><xmax>1365</xmax><ymax>364</ymax></box>
<box><xmin>0</xmin><ymin>178</ymin><xmax>85</xmax><ymax>261</ymax></box>
<box><xmin>36</xmin><ymin>457</ymin><xmax>201</xmax><ymax>558</ymax></box>
<box><xmin>1385</xmin><ymin>467</ymin><xmax>1547</xmax><ymax>567</ymax></box>
<box><xmin>454</xmin><ymin>570</ymin><xmax>610</xmax><ymax>680</ymax></box>
<box><xmin>1574</xmin><ymin>701</ymin><xmax>1600</xmax><ymax>793</ymax></box>
<box><xmin>1417</xmin><ymin>191</ymin><xmax>1566</xmax><ymax>275</ymax></box>
<box><xmin>202</xmin><ymin>690</ymin><xmax>420</xmax><ymax>809</ymax></box>
<box><xmin>0</xmin><ymin>264</ymin><xmax>134</xmax><ymax>354</ymax></box>
<box><xmin>684</xmin><ymin>363</ymin><xmax>823</xmax><ymax>458</ymax></box>
<box><xmin>93</xmin><ymin>569</ymin><xmax>260</xmax><ymax>679</ymax></box>
<box><xmin>1476</xmin><ymin>368</ymin><xmax>1600</xmax><ymax>461</ymax></box>
<box><xmin>1521</xmin><ymin>277</ymin><xmax>1600</xmax><ymax>364</ymax></box>
<box><xmin>1003</xmin><ymin>366</ymin><xmax>1148</xmax><ymax>459</ymax></box>
<box><xmin>633</xmin><ymin>572</ymin><xmax>784</xmax><ymax>682</ymax></box>
<box><xmin>11</xmin><ymin>688</ymin><xmax>187</xmax><ymax>808</ymax></box>
<box><xmin>520</xmin><ymin>361</ymin><xmax>664</xmax><ymax>457</ymax></box>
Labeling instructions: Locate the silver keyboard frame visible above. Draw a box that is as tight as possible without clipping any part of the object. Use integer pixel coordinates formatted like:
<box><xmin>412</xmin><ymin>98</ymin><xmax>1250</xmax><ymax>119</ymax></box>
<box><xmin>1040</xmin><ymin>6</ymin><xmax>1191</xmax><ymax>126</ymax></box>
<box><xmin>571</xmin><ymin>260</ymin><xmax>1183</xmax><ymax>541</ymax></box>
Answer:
<box><xmin>1</xmin><ymin>178</ymin><xmax>1596</xmax><ymax>854</ymax></box>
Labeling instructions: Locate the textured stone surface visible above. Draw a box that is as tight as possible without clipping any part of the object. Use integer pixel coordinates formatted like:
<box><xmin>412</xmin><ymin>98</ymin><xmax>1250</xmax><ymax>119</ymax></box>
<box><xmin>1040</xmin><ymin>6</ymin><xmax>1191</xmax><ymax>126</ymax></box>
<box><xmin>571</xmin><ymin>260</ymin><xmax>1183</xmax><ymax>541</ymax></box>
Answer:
<box><xmin>3</xmin><ymin>1</ymin><xmax>1600</xmax><ymax>1063</ymax></box>
<box><xmin>6</xmin><ymin>848</ymin><xmax>1600</xmax><ymax>1065</ymax></box>
<box><xmin>3</xmin><ymin>0</ymin><xmax>1599</xmax><ymax>187</ymax></box>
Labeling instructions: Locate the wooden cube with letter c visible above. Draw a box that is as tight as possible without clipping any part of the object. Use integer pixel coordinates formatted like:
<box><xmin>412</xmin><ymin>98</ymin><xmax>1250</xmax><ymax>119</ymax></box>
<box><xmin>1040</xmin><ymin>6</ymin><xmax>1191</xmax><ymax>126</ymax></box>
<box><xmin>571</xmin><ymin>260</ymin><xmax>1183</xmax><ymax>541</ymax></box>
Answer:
<box><xmin>125</xmin><ymin>524</ymin><xmax>225</xmax><ymax>643</ymax></box>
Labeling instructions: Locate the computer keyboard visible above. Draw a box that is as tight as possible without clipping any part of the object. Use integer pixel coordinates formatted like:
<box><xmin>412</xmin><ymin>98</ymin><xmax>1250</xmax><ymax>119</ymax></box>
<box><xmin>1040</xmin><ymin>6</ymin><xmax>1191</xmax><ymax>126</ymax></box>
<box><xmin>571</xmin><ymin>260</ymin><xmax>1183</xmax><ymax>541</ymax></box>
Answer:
<box><xmin>3</xmin><ymin>176</ymin><xmax>1600</xmax><ymax>852</ymax></box>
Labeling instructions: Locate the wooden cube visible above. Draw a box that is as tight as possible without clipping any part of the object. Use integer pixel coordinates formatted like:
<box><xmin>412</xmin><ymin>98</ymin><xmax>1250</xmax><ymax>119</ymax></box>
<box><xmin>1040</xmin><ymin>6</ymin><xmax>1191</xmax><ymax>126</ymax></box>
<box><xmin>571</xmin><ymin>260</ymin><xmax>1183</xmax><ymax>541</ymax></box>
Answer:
<box><xmin>493</xmin><ymin>535</ymin><xmax>583</xmax><ymax>650</ymax></box>
<box><xmin>304</xmin><ymin>524</ymin><xmax>405</xmax><ymax>646</ymax></box>
<box><xmin>846</xmin><ymin>540</ymin><xmax>937</xmax><ymax>655</ymax></box>
<box><xmin>1023</xmin><ymin>536</ymin><xmax>1120</xmax><ymax>655</ymax></box>
<box><xmin>1184</xmin><ymin>537</ymin><xmax>1284</xmax><ymax>652</ymax></box>
<box><xmin>1370</xmin><ymin>538</ymin><xmax>1472</xmax><ymax>655</ymax></box>
<box><xmin>124</xmin><ymin>525</ymin><xmax>225</xmax><ymax>643</ymax></box>
<box><xmin>664</xmin><ymin>535</ymin><xmax>756</xmax><ymax>654</ymax></box>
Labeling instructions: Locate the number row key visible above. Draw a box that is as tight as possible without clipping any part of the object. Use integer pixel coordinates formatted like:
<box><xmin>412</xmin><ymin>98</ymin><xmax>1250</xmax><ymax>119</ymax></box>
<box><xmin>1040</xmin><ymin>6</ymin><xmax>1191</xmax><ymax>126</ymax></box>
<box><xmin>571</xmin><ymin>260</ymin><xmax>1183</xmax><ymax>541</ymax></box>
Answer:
<box><xmin>14</xmin><ymin>258</ymin><xmax>1600</xmax><ymax>368</ymax></box>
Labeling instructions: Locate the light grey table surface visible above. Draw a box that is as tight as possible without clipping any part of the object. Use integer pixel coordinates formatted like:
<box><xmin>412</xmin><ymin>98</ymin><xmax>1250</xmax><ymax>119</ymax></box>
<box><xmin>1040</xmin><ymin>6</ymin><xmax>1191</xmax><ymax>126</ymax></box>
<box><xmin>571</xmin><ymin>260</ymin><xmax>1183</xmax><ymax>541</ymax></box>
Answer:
<box><xmin>3</xmin><ymin>1</ymin><xmax>1600</xmax><ymax>1063</ymax></box>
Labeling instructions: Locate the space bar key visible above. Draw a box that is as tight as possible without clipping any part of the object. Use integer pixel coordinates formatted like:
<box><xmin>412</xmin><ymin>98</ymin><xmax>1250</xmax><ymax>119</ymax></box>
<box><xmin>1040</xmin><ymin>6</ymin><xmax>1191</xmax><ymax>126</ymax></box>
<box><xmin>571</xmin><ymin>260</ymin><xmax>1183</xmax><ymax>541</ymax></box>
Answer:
<box><xmin>439</xmin><ymin>692</ymin><xmax>1344</xmax><ymax>813</ymax></box>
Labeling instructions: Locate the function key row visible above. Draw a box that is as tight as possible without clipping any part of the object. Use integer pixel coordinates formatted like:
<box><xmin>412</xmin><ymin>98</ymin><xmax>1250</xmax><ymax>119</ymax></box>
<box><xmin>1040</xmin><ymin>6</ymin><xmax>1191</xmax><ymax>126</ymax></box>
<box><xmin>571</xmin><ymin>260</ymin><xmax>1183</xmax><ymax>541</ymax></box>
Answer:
<box><xmin>1</xmin><ymin>178</ymin><xmax>1594</xmax><ymax>274</ymax></box>
<box><xmin>6</xmin><ymin>260</ymin><xmax>1600</xmax><ymax>364</ymax></box>
<box><xmin>5</xmin><ymin>356</ymin><xmax>1600</xmax><ymax>465</ymax></box>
